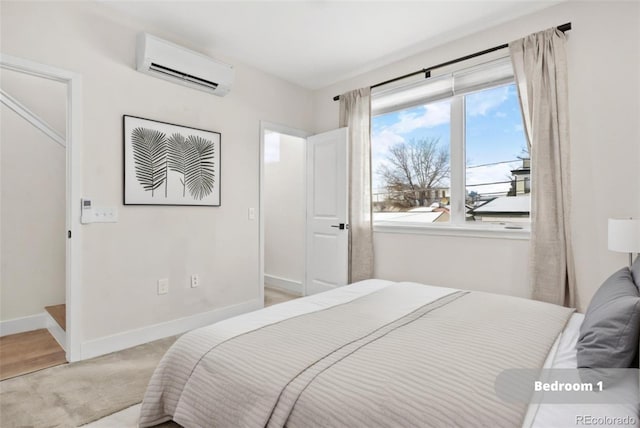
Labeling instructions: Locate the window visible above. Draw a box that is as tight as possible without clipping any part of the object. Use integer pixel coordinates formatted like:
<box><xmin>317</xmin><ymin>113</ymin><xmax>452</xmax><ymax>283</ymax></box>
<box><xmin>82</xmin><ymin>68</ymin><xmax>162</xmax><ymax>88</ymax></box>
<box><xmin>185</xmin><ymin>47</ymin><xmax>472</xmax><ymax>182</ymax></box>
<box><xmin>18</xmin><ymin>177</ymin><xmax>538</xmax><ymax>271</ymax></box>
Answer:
<box><xmin>372</xmin><ymin>99</ymin><xmax>452</xmax><ymax>224</ymax></box>
<box><xmin>371</xmin><ymin>57</ymin><xmax>530</xmax><ymax>231</ymax></box>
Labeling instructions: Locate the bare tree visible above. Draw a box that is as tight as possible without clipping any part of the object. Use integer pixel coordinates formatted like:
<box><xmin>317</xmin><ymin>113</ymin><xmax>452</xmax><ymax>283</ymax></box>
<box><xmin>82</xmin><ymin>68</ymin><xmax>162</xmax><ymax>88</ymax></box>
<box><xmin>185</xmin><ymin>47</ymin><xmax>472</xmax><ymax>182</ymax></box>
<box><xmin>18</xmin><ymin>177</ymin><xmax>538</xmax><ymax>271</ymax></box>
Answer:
<box><xmin>377</xmin><ymin>138</ymin><xmax>449</xmax><ymax>208</ymax></box>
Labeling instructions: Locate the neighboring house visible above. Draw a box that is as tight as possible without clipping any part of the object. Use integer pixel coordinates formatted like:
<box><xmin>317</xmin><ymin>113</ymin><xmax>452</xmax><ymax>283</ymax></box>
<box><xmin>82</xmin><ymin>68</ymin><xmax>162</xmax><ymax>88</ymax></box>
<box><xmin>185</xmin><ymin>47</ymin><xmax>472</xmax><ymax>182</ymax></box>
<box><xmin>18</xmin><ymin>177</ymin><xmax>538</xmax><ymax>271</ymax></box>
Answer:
<box><xmin>469</xmin><ymin>194</ymin><xmax>531</xmax><ymax>223</ymax></box>
<box><xmin>467</xmin><ymin>157</ymin><xmax>531</xmax><ymax>223</ymax></box>
<box><xmin>509</xmin><ymin>158</ymin><xmax>531</xmax><ymax>196</ymax></box>
<box><xmin>373</xmin><ymin>187</ymin><xmax>450</xmax><ymax>209</ymax></box>
<box><xmin>373</xmin><ymin>204</ymin><xmax>450</xmax><ymax>223</ymax></box>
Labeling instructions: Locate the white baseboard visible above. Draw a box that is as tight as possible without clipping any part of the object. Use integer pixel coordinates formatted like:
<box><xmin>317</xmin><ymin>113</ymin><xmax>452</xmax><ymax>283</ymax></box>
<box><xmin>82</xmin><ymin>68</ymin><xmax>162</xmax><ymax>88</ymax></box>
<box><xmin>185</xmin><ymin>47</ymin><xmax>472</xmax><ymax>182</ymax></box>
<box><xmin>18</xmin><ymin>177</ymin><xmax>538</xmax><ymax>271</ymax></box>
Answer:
<box><xmin>264</xmin><ymin>274</ymin><xmax>304</xmax><ymax>296</ymax></box>
<box><xmin>1</xmin><ymin>312</ymin><xmax>67</xmax><ymax>351</ymax></box>
<box><xmin>46</xmin><ymin>312</ymin><xmax>67</xmax><ymax>351</ymax></box>
<box><xmin>0</xmin><ymin>313</ymin><xmax>47</xmax><ymax>336</ymax></box>
<box><xmin>80</xmin><ymin>298</ymin><xmax>263</xmax><ymax>360</ymax></box>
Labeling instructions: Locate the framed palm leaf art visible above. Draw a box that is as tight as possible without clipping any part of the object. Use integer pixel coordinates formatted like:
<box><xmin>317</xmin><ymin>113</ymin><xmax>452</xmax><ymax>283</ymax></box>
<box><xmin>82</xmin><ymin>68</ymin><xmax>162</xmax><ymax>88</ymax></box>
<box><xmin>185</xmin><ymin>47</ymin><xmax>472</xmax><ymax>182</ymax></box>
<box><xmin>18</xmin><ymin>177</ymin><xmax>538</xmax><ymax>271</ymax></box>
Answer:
<box><xmin>123</xmin><ymin>116</ymin><xmax>221</xmax><ymax>206</ymax></box>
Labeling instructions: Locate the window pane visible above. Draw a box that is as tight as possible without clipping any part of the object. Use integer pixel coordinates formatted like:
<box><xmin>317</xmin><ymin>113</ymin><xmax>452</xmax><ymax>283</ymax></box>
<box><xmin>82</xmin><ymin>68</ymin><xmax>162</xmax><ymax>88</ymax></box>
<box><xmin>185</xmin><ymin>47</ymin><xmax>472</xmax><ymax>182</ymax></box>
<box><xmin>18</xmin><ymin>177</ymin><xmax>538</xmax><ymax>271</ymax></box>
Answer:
<box><xmin>371</xmin><ymin>100</ymin><xmax>451</xmax><ymax>224</ymax></box>
<box><xmin>465</xmin><ymin>84</ymin><xmax>530</xmax><ymax>224</ymax></box>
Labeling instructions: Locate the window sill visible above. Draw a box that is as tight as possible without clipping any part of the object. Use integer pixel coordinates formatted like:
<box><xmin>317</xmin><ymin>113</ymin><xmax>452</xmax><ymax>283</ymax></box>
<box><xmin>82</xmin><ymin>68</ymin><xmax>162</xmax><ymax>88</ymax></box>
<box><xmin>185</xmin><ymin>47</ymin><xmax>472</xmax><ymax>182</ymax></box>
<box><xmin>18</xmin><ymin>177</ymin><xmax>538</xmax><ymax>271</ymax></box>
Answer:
<box><xmin>373</xmin><ymin>222</ymin><xmax>531</xmax><ymax>240</ymax></box>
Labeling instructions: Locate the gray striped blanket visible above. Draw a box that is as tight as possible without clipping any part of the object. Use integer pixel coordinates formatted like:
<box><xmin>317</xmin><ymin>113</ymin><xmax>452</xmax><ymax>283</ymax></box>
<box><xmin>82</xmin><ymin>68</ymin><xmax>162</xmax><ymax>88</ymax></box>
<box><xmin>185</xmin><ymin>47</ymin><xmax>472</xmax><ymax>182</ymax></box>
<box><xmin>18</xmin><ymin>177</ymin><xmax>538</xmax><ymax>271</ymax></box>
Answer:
<box><xmin>139</xmin><ymin>283</ymin><xmax>573</xmax><ymax>428</ymax></box>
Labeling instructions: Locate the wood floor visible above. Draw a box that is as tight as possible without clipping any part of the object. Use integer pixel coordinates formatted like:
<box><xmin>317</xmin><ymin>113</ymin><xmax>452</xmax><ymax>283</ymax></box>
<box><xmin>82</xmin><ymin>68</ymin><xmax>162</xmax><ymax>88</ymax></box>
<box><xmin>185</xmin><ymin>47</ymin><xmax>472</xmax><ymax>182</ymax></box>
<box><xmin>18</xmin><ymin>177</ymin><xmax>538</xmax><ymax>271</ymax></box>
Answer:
<box><xmin>0</xmin><ymin>329</ymin><xmax>66</xmax><ymax>381</ymax></box>
<box><xmin>45</xmin><ymin>304</ymin><xmax>66</xmax><ymax>331</ymax></box>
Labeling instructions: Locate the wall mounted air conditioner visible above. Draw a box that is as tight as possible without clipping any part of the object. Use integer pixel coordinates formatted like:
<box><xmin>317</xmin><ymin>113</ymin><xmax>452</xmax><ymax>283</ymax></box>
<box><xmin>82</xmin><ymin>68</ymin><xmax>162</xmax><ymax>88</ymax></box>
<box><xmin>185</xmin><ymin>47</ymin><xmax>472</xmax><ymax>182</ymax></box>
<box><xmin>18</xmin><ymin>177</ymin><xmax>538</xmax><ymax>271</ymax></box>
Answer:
<box><xmin>136</xmin><ymin>33</ymin><xmax>234</xmax><ymax>97</ymax></box>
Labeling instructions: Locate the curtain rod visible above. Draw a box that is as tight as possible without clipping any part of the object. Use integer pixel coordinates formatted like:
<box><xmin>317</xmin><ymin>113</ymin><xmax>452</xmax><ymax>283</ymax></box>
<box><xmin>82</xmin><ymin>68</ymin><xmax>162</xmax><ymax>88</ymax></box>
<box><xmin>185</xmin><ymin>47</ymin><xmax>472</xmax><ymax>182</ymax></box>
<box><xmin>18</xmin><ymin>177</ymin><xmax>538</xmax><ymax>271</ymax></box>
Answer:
<box><xmin>332</xmin><ymin>22</ymin><xmax>571</xmax><ymax>101</ymax></box>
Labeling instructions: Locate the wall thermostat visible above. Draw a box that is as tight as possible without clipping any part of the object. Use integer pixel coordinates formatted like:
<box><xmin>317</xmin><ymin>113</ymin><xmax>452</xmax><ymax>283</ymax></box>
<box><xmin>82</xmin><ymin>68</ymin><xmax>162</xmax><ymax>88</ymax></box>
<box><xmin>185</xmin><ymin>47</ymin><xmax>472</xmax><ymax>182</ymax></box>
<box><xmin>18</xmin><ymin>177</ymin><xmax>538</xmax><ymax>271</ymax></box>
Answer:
<box><xmin>81</xmin><ymin>198</ymin><xmax>93</xmax><ymax>224</ymax></box>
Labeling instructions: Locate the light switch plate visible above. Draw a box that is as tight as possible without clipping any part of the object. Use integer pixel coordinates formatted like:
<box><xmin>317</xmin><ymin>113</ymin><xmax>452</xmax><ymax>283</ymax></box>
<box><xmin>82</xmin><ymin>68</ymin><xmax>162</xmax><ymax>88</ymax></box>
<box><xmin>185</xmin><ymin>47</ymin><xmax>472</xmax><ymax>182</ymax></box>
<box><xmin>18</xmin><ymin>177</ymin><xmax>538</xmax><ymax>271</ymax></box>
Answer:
<box><xmin>93</xmin><ymin>207</ymin><xmax>118</xmax><ymax>223</ymax></box>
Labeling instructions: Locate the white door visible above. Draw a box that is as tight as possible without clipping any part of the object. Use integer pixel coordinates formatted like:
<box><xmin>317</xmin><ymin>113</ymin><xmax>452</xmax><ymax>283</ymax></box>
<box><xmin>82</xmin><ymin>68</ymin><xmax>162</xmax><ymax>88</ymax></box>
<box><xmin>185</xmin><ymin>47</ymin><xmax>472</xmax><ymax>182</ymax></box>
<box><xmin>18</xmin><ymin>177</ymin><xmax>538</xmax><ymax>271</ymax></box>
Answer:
<box><xmin>305</xmin><ymin>127</ymin><xmax>349</xmax><ymax>295</ymax></box>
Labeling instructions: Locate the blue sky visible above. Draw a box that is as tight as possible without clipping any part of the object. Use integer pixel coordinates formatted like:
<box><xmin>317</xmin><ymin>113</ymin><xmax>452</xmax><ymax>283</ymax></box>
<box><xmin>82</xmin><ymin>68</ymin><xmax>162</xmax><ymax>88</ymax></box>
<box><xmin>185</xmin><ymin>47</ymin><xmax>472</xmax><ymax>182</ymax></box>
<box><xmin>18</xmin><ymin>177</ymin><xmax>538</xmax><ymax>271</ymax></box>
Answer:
<box><xmin>371</xmin><ymin>83</ymin><xmax>527</xmax><ymax>195</ymax></box>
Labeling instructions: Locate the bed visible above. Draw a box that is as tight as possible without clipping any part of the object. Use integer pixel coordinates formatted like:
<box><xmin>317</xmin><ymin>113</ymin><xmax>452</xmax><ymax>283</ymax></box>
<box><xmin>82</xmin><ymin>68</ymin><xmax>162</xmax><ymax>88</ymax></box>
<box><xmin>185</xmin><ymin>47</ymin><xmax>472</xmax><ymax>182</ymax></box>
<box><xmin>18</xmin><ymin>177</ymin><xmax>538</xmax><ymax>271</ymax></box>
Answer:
<box><xmin>139</xmin><ymin>280</ymin><xmax>639</xmax><ymax>428</ymax></box>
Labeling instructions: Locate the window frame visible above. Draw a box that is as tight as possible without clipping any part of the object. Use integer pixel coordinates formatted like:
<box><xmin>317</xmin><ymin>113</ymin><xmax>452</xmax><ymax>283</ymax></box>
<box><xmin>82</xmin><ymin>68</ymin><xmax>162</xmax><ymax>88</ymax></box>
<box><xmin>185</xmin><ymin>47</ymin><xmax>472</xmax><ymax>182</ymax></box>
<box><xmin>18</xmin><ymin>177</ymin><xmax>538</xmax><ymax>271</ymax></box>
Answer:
<box><xmin>371</xmin><ymin>74</ymin><xmax>531</xmax><ymax>238</ymax></box>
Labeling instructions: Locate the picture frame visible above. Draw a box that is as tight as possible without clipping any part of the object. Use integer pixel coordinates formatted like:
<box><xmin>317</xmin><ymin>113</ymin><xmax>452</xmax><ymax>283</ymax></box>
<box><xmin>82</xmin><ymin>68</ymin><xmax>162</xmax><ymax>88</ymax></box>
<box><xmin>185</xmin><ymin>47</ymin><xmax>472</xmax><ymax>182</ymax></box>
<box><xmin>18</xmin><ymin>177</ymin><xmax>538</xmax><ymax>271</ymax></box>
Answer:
<box><xmin>123</xmin><ymin>115</ymin><xmax>221</xmax><ymax>206</ymax></box>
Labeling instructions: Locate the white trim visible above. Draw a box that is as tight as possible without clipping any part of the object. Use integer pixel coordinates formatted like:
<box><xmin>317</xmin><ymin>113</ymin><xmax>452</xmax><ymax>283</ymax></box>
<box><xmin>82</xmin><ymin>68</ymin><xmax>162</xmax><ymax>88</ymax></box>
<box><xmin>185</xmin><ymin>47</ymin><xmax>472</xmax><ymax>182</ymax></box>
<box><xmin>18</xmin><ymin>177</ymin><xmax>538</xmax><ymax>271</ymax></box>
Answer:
<box><xmin>0</xmin><ymin>313</ymin><xmax>47</xmax><ymax>336</ymax></box>
<box><xmin>0</xmin><ymin>53</ymin><xmax>83</xmax><ymax>362</ymax></box>
<box><xmin>264</xmin><ymin>274</ymin><xmax>304</xmax><ymax>296</ymax></box>
<box><xmin>45</xmin><ymin>313</ymin><xmax>67</xmax><ymax>350</ymax></box>
<box><xmin>374</xmin><ymin>223</ymin><xmax>530</xmax><ymax>240</ymax></box>
<box><xmin>259</xmin><ymin>121</ymin><xmax>311</xmax><ymax>303</ymax></box>
<box><xmin>66</xmin><ymin>63</ymin><xmax>83</xmax><ymax>363</ymax></box>
<box><xmin>0</xmin><ymin>88</ymin><xmax>66</xmax><ymax>147</ymax></box>
<box><xmin>80</xmin><ymin>298</ymin><xmax>263</xmax><ymax>360</ymax></box>
<box><xmin>0</xmin><ymin>55</ymin><xmax>74</xmax><ymax>83</ymax></box>
<box><xmin>449</xmin><ymin>96</ymin><xmax>465</xmax><ymax>225</ymax></box>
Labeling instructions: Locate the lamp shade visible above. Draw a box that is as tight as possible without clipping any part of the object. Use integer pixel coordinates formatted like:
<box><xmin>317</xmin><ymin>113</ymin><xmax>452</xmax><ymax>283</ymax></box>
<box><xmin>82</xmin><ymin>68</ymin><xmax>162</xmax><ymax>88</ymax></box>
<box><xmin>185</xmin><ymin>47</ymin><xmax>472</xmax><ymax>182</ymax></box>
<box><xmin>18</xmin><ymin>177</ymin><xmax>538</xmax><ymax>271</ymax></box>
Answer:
<box><xmin>608</xmin><ymin>218</ymin><xmax>640</xmax><ymax>253</ymax></box>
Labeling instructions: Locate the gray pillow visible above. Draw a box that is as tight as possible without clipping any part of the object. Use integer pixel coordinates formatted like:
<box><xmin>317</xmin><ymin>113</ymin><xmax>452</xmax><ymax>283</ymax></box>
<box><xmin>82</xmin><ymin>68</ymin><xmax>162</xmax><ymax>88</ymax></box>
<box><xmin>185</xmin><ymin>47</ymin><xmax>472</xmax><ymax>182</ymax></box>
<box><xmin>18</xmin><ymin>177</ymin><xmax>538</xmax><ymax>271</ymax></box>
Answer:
<box><xmin>577</xmin><ymin>267</ymin><xmax>640</xmax><ymax>369</ymax></box>
<box><xmin>631</xmin><ymin>256</ymin><xmax>640</xmax><ymax>290</ymax></box>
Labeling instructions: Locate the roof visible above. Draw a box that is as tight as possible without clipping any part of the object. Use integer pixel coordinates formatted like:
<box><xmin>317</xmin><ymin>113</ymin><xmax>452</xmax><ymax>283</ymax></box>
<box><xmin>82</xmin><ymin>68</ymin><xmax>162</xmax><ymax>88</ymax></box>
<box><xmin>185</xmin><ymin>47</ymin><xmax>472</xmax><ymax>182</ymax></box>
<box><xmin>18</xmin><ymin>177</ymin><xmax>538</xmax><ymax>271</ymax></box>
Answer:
<box><xmin>471</xmin><ymin>194</ymin><xmax>531</xmax><ymax>214</ymax></box>
<box><xmin>511</xmin><ymin>167</ymin><xmax>531</xmax><ymax>174</ymax></box>
<box><xmin>373</xmin><ymin>211</ymin><xmax>444</xmax><ymax>223</ymax></box>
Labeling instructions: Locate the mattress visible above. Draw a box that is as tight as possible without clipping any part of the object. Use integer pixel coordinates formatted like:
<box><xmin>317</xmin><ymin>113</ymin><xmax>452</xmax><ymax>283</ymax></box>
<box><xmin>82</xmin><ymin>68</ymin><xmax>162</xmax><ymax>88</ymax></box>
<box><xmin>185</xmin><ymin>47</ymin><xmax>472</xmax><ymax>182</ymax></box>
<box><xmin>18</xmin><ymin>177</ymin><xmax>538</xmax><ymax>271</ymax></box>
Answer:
<box><xmin>139</xmin><ymin>280</ymin><xmax>638</xmax><ymax>428</ymax></box>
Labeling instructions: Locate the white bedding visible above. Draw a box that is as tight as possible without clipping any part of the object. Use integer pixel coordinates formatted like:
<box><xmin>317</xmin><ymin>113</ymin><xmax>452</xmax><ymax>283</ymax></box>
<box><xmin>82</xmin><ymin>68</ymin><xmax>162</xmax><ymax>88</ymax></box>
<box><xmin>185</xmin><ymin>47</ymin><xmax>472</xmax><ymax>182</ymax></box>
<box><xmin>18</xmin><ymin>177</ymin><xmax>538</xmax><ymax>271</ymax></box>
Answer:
<box><xmin>135</xmin><ymin>279</ymin><xmax>637</xmax><ymax>428</ymax></box>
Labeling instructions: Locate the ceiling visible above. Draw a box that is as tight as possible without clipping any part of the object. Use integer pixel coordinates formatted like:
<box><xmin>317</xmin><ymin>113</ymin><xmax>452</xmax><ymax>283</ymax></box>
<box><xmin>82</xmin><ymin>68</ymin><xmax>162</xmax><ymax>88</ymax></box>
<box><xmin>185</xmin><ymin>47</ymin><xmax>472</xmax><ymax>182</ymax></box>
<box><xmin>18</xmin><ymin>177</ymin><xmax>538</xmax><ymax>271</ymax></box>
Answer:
<box><xmin>101</xmin><ymin>1</ymin><xmax>561</xmax><ymax>90</ymax></box>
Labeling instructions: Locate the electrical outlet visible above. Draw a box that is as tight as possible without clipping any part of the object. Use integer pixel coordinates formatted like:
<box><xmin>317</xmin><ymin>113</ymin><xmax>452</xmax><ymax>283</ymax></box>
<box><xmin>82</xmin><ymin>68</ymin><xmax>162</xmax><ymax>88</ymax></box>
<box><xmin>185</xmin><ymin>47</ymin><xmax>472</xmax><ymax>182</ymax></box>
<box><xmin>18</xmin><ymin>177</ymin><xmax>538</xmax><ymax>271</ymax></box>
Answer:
<box><xmin>158</xmin><ymin>278</ymin><xmax>169</xmax><ymax>295</ymax></box>
<box><xmin>248</xmin><ymin>207</ymin><xmax>255</xmax><ymax>220</ymax></box>
<box><xmin>190</xmin><ymin>274</ymin><xmax>199</xmax><ymax>288</ymax></box>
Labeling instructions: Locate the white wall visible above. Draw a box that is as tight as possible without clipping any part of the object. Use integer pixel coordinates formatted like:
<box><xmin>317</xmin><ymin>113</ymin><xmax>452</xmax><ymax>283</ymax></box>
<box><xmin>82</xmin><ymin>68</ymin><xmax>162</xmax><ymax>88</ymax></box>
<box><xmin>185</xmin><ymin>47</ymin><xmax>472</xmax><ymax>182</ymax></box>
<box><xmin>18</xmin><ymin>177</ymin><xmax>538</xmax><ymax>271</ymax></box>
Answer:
<box><xmin>1</xmin><ymin>1</ymin><xmax>313</xmax><ymax>347</ymax></box>
<box><xmin>264</xmin><ymin>132</ymin><xmax>306</xmax><ymax>292</ymax></box>
<box><xmin>0</xmin><ymin>70</ymin><xmax>67</xmax><ymax>320</ymax></box>
<box><xmin>313</xmin><ymin>1</ymin><xmax>640</xmax><ymax>312</ymax></box>
<box><xmin>0</xmin><ymin>68</ymin><xmax>67</xmax><ymax>136</ymax></box>
<box><xmin>375</xmin><ymin>233</ymin><xmax>530</xmax><ymax>297</ymax></box>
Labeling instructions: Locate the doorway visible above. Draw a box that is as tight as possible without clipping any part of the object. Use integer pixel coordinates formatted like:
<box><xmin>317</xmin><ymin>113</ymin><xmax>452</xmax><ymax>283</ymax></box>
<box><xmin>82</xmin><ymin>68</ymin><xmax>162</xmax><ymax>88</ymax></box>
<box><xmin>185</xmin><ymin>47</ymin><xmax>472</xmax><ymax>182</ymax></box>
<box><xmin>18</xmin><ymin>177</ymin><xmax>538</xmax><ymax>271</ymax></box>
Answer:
<box><xmin>259</xmin><ymin>122</ymin><xmax>350</xmax><ymax>304</ymax></box>
<box><xmin>0</xmin><ymin>54</ymin><xmax>82</xmax><ymax>364</ymax></box>
<box><xmin>259</xmin><ymin>123</ymin><xmax>309</xmax><ymax>301</ymax></box>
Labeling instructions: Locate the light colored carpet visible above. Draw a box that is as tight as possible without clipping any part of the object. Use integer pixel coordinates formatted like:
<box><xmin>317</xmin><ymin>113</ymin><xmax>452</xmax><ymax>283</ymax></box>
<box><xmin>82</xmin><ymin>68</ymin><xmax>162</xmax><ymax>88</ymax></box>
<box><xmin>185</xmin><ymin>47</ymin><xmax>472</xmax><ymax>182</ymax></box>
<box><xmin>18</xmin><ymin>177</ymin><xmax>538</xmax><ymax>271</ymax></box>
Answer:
<box><xmin>0</xmin><ymin>336</ymin><xmax>177</xmax><ymax>428</ymax></box>
<box><xmin>264</xmin><ymin>287</ymin><xmax>300</xmax><ymax>307</ymax></box>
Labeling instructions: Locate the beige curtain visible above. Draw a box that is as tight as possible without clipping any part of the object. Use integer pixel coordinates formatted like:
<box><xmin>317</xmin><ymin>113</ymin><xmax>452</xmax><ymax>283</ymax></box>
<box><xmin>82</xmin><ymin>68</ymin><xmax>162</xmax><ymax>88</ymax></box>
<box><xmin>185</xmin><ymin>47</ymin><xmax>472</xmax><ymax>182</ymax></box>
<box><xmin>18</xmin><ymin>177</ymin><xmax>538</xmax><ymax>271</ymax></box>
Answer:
<box><xmin>339</xmin><ymin>88</ymin><xmax>374</xmax><ymax>283</ymax></box>
<box><xmin>510</xmin><ymin>28</ymin><xmax>576</xmax><ymax>307</ymax></box>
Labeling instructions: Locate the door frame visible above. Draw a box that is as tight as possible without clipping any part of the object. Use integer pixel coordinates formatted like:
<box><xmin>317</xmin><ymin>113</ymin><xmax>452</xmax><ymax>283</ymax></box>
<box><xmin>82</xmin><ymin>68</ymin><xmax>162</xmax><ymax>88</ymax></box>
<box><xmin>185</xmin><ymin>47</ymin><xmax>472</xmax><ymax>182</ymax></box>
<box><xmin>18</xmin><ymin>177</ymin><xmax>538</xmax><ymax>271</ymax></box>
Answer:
<box><xmin>0</xmin><ymin>53</ymin><xmax>83</xmax><ymax>362</ymax></box>
<box><xmin>259</xmin><ymin>121</ymin><xmax>311</xmax><ymax>303</ymax></box>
